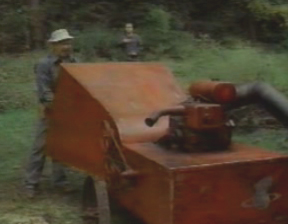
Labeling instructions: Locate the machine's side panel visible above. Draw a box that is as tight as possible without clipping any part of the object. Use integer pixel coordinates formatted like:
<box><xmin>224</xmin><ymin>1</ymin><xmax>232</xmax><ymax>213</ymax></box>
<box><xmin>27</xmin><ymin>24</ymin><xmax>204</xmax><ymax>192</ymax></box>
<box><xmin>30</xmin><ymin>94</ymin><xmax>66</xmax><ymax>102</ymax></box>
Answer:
<box><xmin>61</xmin><ymin>63</ymin><xmax>186</xmax><ymax>144</ymax></box>
<box><xmin>46</xmin><ymin>67</ymin><xmax>113</xmax><ymax>177</ymax></box>
<box><xmin>112</xmin><ymin>144</ymin><xmax>174</xmax><ymax>224</ymax></box>
<box><xmin>173</xmin><ymin>158</ymin><xmax>288</xmax><ymax>224</ymax></box>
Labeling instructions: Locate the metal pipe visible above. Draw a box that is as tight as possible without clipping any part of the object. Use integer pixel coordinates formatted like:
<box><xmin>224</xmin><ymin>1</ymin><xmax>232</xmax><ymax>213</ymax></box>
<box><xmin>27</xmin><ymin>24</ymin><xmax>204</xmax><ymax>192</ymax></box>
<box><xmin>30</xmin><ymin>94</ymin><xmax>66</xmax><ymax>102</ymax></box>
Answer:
<box><xmin>225</xmin><ymin>82</ymin><xmax>288</xmax><ymax>128</ymax></box>
<box><xmin>145</xmin><ymin>105</ymin><xmax>185</xmax><ymax>127</ymax></box>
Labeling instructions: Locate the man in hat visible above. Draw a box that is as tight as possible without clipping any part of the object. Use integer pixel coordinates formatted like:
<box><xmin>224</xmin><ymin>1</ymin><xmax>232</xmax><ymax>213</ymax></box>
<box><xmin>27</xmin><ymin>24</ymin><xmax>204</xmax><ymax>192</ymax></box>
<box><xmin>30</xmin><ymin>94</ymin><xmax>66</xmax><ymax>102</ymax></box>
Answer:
<box><xmin>23</xmin><ymin>29</ymin><xmax>78</xmax><ymax>198</ymax></box>
<box><xmin>119</xmin><ymin>23</ymin><xmax>142</xmax><ymax>61</ymax></box>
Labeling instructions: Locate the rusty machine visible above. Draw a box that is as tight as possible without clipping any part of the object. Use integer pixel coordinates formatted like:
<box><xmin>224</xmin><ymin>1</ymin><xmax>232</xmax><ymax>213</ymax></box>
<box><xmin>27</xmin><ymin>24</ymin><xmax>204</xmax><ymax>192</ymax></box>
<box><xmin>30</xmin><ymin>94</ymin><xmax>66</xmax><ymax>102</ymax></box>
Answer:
<box><xmin>46</xmin><ymin>63</ymin><xmax>288</xmax><ymax>224</ymax></box>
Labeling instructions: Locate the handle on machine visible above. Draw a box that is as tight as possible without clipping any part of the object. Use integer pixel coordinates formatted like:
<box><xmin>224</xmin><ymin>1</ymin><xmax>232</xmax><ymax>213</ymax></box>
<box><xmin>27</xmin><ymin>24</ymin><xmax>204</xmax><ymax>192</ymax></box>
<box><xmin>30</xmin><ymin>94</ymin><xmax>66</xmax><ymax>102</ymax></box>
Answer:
<box><xmin>145</xmin><ymin>105</ymin><xmax>185</xmax><ymax>127</ymax></box>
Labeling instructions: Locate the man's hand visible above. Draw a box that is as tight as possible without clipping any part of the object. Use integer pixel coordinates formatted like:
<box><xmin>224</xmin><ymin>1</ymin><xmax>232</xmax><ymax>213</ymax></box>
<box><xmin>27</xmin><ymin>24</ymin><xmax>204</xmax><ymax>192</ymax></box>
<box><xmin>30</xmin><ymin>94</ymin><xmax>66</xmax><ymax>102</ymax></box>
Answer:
<box><xmin>39</xmin><ymin>103</ymin><xmax>53</xmax><ymax>118</ymax></box>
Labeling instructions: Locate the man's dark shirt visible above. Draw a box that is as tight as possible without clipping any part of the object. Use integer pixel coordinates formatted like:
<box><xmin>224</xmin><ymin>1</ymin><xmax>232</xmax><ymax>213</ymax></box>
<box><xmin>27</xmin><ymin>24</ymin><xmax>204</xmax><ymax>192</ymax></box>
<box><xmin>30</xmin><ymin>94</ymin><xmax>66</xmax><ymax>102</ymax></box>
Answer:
<box><xmin>34</xmin><ymin>54</ymin><xmax>77</xmax><ymax>105</ymax></box>
<box><xmin>120</xmin><ymin>33</ymin><xmax>142</xmax><ymax>56</ymax></box>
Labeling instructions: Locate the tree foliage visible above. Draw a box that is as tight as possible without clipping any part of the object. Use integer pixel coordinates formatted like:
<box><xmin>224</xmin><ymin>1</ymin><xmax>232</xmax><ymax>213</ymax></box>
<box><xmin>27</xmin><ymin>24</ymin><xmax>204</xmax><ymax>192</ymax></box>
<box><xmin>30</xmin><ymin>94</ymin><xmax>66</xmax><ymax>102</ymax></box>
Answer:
<box><xmin>1</xmin><ymin>0</ymin><xmax>288</xmax><ymax>52</ymax></box>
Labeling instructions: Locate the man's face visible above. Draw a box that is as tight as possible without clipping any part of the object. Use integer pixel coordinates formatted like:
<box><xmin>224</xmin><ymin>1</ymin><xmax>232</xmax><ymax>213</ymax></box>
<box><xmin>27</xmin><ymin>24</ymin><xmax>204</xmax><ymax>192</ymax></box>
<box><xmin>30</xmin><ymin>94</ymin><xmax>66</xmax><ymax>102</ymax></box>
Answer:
<box><xmin>51</xmin><ymin>39</ymin><xmax>73</xmax><ymax>58</ymax></box>
<box><xmin>125</xmin><ymin>24</ymin><xmax>134</xmax><ymax>34</ymax></box>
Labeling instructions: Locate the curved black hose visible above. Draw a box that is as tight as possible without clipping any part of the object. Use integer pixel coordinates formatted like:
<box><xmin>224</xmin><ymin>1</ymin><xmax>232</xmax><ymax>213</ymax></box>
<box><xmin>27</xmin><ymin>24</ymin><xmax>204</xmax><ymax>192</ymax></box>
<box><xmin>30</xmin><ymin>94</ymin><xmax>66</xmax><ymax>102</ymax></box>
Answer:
<box><xmin>225</xmin><ymin>82</ymin><xmax>288</xmax><ymax>128</ymax></box>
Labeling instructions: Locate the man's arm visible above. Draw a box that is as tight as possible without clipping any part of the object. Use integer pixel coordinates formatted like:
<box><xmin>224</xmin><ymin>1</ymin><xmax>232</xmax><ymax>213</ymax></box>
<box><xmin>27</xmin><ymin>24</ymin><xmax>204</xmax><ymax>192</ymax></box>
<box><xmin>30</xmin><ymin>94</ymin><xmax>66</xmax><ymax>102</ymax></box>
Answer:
<box><xmin>118</xmin><ymin>35</ymin><xmax>131</xmax><ymax>46</ymax></box>
<box><xmin>35</xmin><ymin>61</ymin><xmax>54</xmax><ymax>108</ymax></box>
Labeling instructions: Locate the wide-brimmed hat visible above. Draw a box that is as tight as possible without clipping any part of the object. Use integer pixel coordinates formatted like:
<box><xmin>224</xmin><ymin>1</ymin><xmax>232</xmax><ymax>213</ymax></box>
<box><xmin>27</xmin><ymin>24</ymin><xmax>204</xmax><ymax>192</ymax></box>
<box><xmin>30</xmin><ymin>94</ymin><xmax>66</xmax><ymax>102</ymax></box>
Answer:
<box><xmin>47</xmin><ymin>29</ymin><xmax>74</xmax><ymax>43</ymax></box>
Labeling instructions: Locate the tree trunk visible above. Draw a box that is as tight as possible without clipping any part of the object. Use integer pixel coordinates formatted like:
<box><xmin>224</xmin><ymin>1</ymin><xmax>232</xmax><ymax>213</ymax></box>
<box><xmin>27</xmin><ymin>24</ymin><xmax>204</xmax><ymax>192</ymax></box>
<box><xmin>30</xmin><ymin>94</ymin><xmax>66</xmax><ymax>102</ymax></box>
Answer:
<box><xmin>30</xmin><ymin>0</ymin><xmax>43</xmax><ymax>49</ymax></box>
<box><xmin>248</xmin><ymin>16</ymin><xmax>257</xmax><ymax>41</ymax></box>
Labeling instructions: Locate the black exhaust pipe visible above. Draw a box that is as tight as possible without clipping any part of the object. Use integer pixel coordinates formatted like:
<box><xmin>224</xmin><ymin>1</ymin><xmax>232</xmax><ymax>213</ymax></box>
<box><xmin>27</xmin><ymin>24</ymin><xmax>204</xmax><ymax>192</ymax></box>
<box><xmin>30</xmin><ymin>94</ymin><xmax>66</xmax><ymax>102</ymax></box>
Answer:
<box><xmin>226</xmin><ymin>82</ymin><xmax>288</xmax><ymax>128</ymax></box>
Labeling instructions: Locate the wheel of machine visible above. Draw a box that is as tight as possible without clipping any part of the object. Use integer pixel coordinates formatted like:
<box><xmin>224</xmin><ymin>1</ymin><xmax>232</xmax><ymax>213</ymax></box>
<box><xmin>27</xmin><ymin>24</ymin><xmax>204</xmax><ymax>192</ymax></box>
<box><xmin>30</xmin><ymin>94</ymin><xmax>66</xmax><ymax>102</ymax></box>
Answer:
<box><xmin>82</xmin><ymin>176</ymin><xmax>111</xmax><ymax>224</ymax></box>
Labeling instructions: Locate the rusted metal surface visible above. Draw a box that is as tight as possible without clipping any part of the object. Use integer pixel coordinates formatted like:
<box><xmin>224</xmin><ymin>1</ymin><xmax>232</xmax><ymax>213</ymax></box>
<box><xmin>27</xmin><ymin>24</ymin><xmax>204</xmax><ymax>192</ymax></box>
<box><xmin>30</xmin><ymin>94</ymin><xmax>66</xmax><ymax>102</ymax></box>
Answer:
<box><xmin>45</xmin><ymin>63</ymin><xmax>288</xmax><ymax>224</ymax></box>
<box><xmin>185</xmin><ymin>103</ymin><xmax>225</xmax><ymax>130</ymax></box>
<box><xmin>112</xmin><ymin>145</ymin><xmax>174</xmax><ymax>224</ymax></box>
<box><xmin>146</xmin><ymin>102</ymin><xmax>231</xmax><ymax>153</ymax></box>
<box><xmin>124</xmin><ymin>142</ymin><xmax>288</xmax><ymax>172</ymax></box>
<box><xmin>189</xmin><ymin>80</ymin><xmax>236</xmax><ymax>104</ymax></box>
<box><xmin>145</xmin><ymin>103</ymin><xmax>225</xmax><ymax>130</ymax></box>
<box><xmin>115</xmin><ymin>142</ymin><xmax>288</xmax><ymax>224</ymax></box>
<box><xmin>172</xmin><ymin>160</ymin><xmax>288</xmax><ymax>224</ymax></box>
<box><xmin>62</xmin><ymin>62</ymin><xmax>185</xmax><ymax>143</ymax></box>
<box><xmin>46</xmin><ymin>62</ymin><xmax>186</xmax><ymax>176</ymax></box>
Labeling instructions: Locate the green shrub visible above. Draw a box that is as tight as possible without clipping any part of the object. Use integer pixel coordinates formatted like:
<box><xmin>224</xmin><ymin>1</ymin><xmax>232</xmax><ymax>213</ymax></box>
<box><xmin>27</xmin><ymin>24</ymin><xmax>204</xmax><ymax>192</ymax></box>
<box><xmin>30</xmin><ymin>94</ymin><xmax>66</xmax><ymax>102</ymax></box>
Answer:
<box><xmin>0</xmin><ymin>11</ymin><xmax>29</xmax><ymax>53</ymax></box>
<box><xmin>74</xmin><ymin>26</ymin><xmax>124</xmax><ymax>61</ymax></box>
<box><xmin>138</xmin><ymin>6</ymin><xmax>191</xmax><ymax>59</ymax></box>
<box><xmin>142</xmin><ymin>6</ymin><xmax>171</xmax><ymax>33</ymax></box>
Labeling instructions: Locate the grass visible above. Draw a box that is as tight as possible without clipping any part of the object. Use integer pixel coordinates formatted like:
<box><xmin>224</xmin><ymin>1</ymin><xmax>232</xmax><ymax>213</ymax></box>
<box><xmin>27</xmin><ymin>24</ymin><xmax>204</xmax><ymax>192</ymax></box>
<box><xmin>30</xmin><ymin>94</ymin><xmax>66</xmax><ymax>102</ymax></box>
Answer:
<box><xmin>0</xmin><ymin>51</ymin><xmax>42</xmax><ymax>112</ymax></box>
<box><xmin>0</xmin><ymin>109</ymin><xmax>83</xmax><ymax>224</ymax></box>
<box><xmin>168</xmin><ymin>46</ymin><xmax>288</xmax><ymax>89</ymax></box>
<box><xmin>1</xmin><ymin>42</ymin><xmax>288</xmax><ymax>223</ymax></box>
<box><xmin>233</xmin><ymin>129</ymin><xmax>288</xmax><ymax>152</ymax></box>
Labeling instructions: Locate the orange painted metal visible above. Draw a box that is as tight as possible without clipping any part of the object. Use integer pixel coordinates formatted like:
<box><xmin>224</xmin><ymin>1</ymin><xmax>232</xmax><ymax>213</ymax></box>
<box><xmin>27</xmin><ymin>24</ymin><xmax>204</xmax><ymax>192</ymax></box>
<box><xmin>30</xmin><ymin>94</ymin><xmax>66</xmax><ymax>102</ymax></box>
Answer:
<box><xmin>145</xmin><ymin>103</ymin><xmax>225</xmax><ymax>130</ymax></box>
<box><xmin>45</xmin><ymin>62</ymin><xmax>288</xmax><ymax>224</ymax></box>
<box><xmin>46</xmin><ymin>62</ymin><xmax>186</xmax><ymax>176</ymax></box>
<box><xmin>185</xmin><ymin>103</ymin><xmax>225</xmax><ymax>130</ymax></box>
<box><xmin>189</xmin><ymin>80</ymin><xmax>236</xmax><ymax>104</ymax></box>
<box><xmin>116</xmin><ymin>143</ymin><xmax>288</xmax><ymax>224</ymax></box>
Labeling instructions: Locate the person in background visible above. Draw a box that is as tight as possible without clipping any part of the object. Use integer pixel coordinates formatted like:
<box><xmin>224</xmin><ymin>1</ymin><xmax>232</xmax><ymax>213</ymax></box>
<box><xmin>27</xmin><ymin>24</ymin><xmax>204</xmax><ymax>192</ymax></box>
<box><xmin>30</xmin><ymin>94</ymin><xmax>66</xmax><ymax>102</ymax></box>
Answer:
<box><xmin>23</xmin><ymin>29</ymin><xmax>78</xmax><ymax>198</ymax></box>
<box><xmin>119</xmin><ymin>23</ymin><xmax>142</xmax><ymax>61</ymax></box>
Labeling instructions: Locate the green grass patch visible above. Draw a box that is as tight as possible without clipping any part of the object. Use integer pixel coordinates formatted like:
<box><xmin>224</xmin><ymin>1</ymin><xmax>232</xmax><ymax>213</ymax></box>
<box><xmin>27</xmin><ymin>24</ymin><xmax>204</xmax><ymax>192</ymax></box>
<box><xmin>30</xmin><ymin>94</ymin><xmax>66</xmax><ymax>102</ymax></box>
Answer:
<box><xmin>233</xmin><ymin>129</ymin><xmax>288</xmax><ymax>153</ymax></box>
<box><xmin>167</xmin><ymin>46</ymin><xmax>288</xmax><ymax>89</ymax></box>
<box><xmin>0</xmin><ymin>52</ymin><xmax>43</xmax><ymax>112</ymax></box>
<box><xmin>0</xmin><ymin>109</ymin><xmax>83</xmax><ymax>224</ymax></box>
